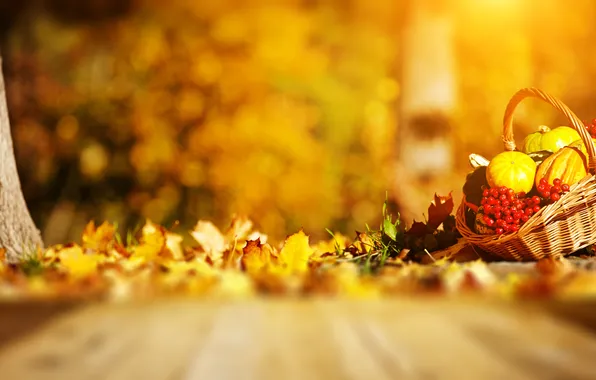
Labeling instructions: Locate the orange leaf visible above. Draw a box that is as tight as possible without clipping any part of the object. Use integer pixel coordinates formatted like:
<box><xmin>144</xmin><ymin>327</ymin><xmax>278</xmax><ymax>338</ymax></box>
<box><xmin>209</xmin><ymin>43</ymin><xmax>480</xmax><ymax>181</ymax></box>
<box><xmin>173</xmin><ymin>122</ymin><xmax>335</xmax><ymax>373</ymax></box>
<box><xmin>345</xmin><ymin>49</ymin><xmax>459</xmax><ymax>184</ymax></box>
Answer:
<box><xmin>82</xmin><ymin>221</ymin><xmax>115</xmax><ymax>253</ymax></box>
<box><xmin>241</xmin><ymin>238</ymin><xmax>269</xmax><ymax>274</ymax></box>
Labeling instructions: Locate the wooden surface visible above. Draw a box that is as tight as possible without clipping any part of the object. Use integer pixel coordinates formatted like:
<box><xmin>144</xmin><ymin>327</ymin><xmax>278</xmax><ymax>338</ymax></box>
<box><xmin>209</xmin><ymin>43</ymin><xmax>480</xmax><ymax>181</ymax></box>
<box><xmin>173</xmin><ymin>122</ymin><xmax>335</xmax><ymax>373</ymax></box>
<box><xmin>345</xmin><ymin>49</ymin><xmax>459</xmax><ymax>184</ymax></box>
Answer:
<box><xmin>0</xmin><ymin>298</ymin><xmax>596</xmax><ymax>380</ymax></box>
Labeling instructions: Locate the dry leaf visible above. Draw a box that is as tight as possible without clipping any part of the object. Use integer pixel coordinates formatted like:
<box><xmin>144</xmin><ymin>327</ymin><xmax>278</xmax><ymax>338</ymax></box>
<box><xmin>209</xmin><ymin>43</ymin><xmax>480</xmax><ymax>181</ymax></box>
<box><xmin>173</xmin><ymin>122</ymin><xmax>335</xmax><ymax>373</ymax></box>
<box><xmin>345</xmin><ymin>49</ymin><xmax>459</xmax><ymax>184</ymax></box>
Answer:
<box><xmin>191</xmin><ymin>221</ymin><xmax>226</xmax><ymax>262</ymax></box>
<box><xmin>131</xmin><ymin>221</ymin><xmax>166</xmax><ymax>261</ymax></box>
<box><xmin>427</xmin><ymin>192</ymin><xmax>454</xmax><ymax>231</ymax></box>
<box><xmin>58</xmin><ymin>244</ymin><xmax>101</xmax><ymax>278</ymax></box>
<box><xmin>82</xmin><ymin>221</ymin><xmax>115</xmax><ymax>253</ymax></box>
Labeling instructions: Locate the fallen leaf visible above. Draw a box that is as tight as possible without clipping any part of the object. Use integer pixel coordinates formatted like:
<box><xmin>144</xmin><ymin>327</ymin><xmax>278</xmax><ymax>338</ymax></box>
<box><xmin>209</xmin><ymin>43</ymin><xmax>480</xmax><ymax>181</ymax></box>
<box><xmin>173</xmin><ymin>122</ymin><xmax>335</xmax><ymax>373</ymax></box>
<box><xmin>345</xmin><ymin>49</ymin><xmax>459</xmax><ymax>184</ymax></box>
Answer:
<box><xmin>406</xmin><ymin>221</ymin><xmax>428</xmax><ymax>236</ymax></box>
<box><xmin>427</xmin><ymin>193</ymin><xmax>454</xmax><ymax>231</ymax></box>
<box><xmin>82</xmin><ymin>221</ymin><xmax>116</xmax><ymax>253</ymax></box>
<box><xmin>131</xmin><ymin>221</ymin><xmax>166</xmax><ymax>261</ymax></box>
<box><xmin>241</xmin><ymin>238</ymin><xmax>275</xmax><ymax>275</ymax></box>
<box><xmin>58</xmin><ymin>245</ymin><xmax>101</xmax><ymax>278</ymax></box>
<box><xmin>191</xmin><ymin>221</ymin><xmax>226</xmax><ymax>263</ymax></box>
<box><xmin>165</xmin><ymin>232</ymin><xmax>184</xmax><ymax>260</ymax></box>
<box><xmin>278</xmin><ymin>230</ymin><xmax>314</xmax><ymax>274</ymax></box>
<box><xmin>226</xmin><ymin>215</ymin><xmax>253</xmax><ymax>242</ymax></box>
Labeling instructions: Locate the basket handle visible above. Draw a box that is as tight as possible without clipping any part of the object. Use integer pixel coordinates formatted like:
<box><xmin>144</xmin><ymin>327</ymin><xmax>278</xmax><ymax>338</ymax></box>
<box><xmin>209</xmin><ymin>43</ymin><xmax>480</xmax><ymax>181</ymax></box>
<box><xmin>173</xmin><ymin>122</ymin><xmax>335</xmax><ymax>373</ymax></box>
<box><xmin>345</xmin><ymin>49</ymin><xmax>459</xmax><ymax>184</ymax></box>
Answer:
<box><xmin>502</xmin><ymin>87</ymin><xmax>596</xmax><ymax>173</ymax></box>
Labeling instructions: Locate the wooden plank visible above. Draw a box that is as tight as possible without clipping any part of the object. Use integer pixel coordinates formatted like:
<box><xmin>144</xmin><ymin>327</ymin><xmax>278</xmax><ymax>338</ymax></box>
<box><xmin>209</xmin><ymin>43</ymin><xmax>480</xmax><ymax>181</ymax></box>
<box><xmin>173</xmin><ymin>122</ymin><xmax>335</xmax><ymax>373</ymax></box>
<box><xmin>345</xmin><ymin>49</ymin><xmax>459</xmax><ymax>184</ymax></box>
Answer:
<box><xmin>0</xmin><ymin>300</ymin><xmax>79</xmax><ymax>349</ymax></box>
<box><xmin>0</xmin><ymin>298</ymin><xmax>595</xmax><ymax>380</ymax></box>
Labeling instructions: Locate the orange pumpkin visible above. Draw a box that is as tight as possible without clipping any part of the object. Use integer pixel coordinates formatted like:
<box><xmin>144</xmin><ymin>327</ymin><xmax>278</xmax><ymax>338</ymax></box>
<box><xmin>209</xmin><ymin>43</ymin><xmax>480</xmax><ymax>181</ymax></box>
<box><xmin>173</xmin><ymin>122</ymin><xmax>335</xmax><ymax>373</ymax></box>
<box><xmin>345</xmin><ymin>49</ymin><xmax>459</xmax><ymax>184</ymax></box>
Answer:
<box><xmin>535</xmin><ymin>146</ymin><xmax>588</xmax><ymax>187</ymax></box>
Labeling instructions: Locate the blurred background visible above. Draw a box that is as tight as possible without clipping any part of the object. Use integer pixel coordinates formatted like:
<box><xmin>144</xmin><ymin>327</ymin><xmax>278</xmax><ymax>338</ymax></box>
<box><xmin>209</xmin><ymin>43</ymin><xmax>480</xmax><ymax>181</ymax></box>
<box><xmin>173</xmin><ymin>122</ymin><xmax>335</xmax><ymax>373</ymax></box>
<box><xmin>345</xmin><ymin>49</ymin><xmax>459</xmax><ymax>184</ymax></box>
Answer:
<box><xmin>0</xmin><ymin>0</ymin><xmax>593</xmax><ymax>245</ymax></box>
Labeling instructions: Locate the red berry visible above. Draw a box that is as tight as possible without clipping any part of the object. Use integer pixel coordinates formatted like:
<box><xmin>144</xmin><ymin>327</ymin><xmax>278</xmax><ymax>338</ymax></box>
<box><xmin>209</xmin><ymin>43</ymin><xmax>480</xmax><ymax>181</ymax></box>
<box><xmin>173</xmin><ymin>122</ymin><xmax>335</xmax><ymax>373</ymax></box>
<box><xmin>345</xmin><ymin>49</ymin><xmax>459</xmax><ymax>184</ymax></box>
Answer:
<box><xmin>496</xmin><ymin>228</ymin><xmax>504</xmax><ymax>235</ymax></box>
<box><xmin>490</xmin><ymin>189</ymin><xmax>499</xmax><ymax>198</ymax></box>
<box><xmin>543</xmin><ymin>191</ymin><xmax>551</xmax><ymax>198</ymax></box>
<box><xmin>553</xmin><ymin>178</ymin><xmax>561</xmax><ymax>186</ymax></box>
<box><xmin>501</xmin><ymin>200</ymin><xmax>510</xmax><ymax>207</ymax></box>
<box><xmin>498</xmin><ymin>187</ymin><xmax>507</xmax><ymax>194</ymax></box>
<box><xmin>494</xmin><ymin>212</ymin><xmax>502</xmax><ymax>219</ymax></box>
<box><xmin>539</xmin><ymin>178</ymin><xmax>548</xmax><ymax>186</ymax></box>
<box><xmin>485</xmin><ymin>205</ymin><xmax>493</xmax><ymax>214</ymax></box>
<box><xmin>518</xmin><ymin>191</ymin><xmax>526</xmax><ymax>198</ymax></box>
<box><xmin>510</xmin><ymin>206</ymin><xmax>517</xmax><ymax>213</ymax></box>
<box><xmin>494</xmin><ymin>206</ymin><xmax>501</xmax><ymax>213</ymax></box>
<box><xmin>533</xmin><ymin>205</ymin><xmax>541</xmax><ymax>212</ymax></box>
<box><xmin>551</xmin><ymin>193</ymin><xmax>561</xmax><ymax>201</ymax></box>
<box><xmin>514</xmin><ymin>211</ymin><xmax>523</xmax><ymax>219</ymax></box>
<box><xmin>503</xmin><ymin>209</ymin><xmax>511</xmax><ymax>216</ymax></box>
<box><xmin>562</xmin><ymin>184</ymin><xmax>570</xmax><ymax>192</ymax></box>
<box><xmin>487</xmin><ymin>218</ymin><xmax>495</xmax><ymax>227</ymax></box>
<box><xmin>482</xmin><ymin>189</ymin><xmax>489</xmax><ymax>197</ymax></box>
<box><xmin>505</xmin><ymin>215</ymin><xmax>514</xmax><ymax>223</ymax></box>
<box><xmin>499</xmin><ymin>194</ymin><xmax>507</xmax><ymax>201</ymax></box>
<box><xmin>521</xmin><ymin>215</ymin><xmax>529</xmax><ymax>223</ymax></box>
<box><xmin>537</xmin><ymin>185</ymin><xmax>545</xmax><ymax>193</ymax></box>
<box><xmin>531</xmin><ymin>196</ymin><xmax>541</xmax><ymax>205</ymax></box>
<box><xmin>525</xmin><ymin>208</ymin><xmax>533</xmax><ymax>216</ymax></box>
<box><xmin>511</xmin><ymin>225</ymin><xmax>519</xmax><ymax>232</ymax></box>
<box><xmin>552</xmin><ymin>185</ymin><xmax>561</xmax><ymax>194</ymax></box>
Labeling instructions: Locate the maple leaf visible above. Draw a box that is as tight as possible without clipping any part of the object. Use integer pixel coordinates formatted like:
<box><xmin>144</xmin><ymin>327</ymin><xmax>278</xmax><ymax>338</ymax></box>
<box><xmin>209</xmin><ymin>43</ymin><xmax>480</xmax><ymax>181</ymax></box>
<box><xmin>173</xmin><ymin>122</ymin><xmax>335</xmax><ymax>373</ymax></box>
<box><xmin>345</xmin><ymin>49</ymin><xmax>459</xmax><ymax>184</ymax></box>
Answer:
<box><xmin>82</xmin><ymin>221</ymin><xmax>116</xmax><ymax>253</ymax></box>
<box><xmin>226</xmin><ymin>215</ymin><xmax>253</xmax><ymax>242</ymax></box>
<box><xmin>427</xmin><ymin>192</ymin><xmax>454</xmax><ymax>231</ymax></box>
<box><xmin>190</xmin><ymin>221</ymin><xmax>226</xmax><ymax>263</ymax></box>
<box><xmin>241</xmin><ymin>238</ymin><xmax>278</xmax><ymax>274</ymax></box>
<box><xmin>58</xmin><ymin>244</ymin><xmax>101</xmax><ymax>278</ymax></box>
<box><xmin>406</xmin><ymin>221</ymin><xmax>429</xmax><ymax>236</ymax></box>
<box><xmin>278</xmin><ymin>229</ymin><xmax>314</xmax><ymax>274</ymax></box>
<box><xmin>165</xmin><ymin>232</ymin><xmax>184</xmax><ymax>260</ymax></box>
<box><xmin>131</xmin><ymin>221</ymin><xmax>166</xmax><ymax>261</ymax></box>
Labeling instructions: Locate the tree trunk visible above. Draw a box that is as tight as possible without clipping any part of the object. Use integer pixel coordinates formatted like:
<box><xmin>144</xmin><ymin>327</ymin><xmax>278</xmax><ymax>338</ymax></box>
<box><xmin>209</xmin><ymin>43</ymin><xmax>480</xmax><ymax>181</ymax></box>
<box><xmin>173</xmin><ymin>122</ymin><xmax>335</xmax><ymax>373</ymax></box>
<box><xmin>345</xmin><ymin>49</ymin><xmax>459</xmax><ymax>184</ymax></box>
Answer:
<box><xmin>0</xmin><ymin>56</ymin><xmax>43</xmax><ymax>262</ymax></box>
<box><xmin>394</xmin><ymin>0</ymin><xmax>457</xmax><ymax>223</ymax></box>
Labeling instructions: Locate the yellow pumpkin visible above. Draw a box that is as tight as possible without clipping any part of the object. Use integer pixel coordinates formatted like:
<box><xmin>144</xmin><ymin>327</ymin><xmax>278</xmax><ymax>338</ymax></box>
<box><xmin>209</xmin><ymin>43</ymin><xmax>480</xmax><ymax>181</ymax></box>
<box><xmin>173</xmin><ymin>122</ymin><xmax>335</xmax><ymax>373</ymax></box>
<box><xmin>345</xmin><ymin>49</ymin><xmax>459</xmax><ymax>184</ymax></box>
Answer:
<box><xmin>486</xmin><ymin>151</ymin><xmax>536</xmax><ymax>193</ymax></box>
<box><xmin>522</xmin><ymin>125</ymin><xmax>581</xmax><ymax>154</ymax></box>
<box><xmin>535</xmin><ymin>146</ymin><xmax>588</xmax><ymax>187</ymax></box>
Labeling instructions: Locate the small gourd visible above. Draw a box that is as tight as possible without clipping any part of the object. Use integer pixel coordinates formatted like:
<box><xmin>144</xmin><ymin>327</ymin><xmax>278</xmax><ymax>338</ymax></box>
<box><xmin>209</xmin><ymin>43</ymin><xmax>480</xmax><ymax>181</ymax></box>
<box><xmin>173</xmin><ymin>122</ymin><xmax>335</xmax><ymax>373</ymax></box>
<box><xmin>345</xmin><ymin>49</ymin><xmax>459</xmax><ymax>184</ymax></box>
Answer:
<box><xmin>486</xmin><ymin>151</ymin><xmax>536</xmax><ymax>194</ymax></box>
<box><xmin>522</xmin><ymin>125</ymin><xmax>581</xmax><ymax>154</ymax></box>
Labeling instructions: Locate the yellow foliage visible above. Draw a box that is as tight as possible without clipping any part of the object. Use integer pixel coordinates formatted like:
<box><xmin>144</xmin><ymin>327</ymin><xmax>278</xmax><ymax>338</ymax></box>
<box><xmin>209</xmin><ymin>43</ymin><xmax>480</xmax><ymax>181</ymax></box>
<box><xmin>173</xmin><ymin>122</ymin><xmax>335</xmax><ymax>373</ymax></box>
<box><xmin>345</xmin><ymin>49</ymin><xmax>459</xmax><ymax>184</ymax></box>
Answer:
<box><xmin>58</xmin><ymin>245</ymin><xmax>101</xmax><ymax>278</ymax></box>
<box><xmin>131</xmin><ymin>221</ymin><xmax>166</xmax><ymax>261</ymax></box>
<box><xmin>82</xmin><ymin>221</ymin><xmax>116</xmax><ymax>253</ymax></box>
<box><xmin>278</xmin><ymin>230</ymin><xmax>314</xmax><ymax>274</ymax></box>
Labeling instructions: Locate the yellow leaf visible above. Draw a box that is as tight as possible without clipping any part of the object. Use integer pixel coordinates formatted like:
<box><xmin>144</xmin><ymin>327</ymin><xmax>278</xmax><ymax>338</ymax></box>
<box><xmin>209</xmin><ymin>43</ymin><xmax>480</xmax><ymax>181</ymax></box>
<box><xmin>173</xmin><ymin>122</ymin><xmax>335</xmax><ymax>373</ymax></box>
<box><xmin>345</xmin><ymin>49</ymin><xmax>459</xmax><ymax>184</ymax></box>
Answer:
<box><xmin>278</xmin><ymin>230</ymin><xmax>314</xmax><ymax>274</ymax></box>
<box><xmin>82</xmin><ymin>221</ymin><xmax>116</xmax><ymax>253</ymax></box>
<box><xmin>190</xmin><ymin>221</ymin><xmax>226</xmax><ymax>262</ymax></box>
<box><xmin>131</xmin><ymin>220</ymin><xmax>166</xmax><ymax>261</ymax></box>
<box><xmin>58</xmin><ymin>244</ymin><xmax>100</xmax><ymax>278</ymax></box>
<box><xmin>226</xmin><ymin>215</ymin><xmax>253</xmax><ymax>242</ymax></box>
<box><xmin>165</xmin><ymin>232</ymin><xmax>184</xmax><ymax>260</ymax></box>
<box><xmin>312</xmin><ymin>232</ymin><xmax>348</xmax><ymax>258</ymax></box>
<box><xmin>241</xmin><ymin>238</ymin><xmax>273</xmax><ymax>274</ymax></box>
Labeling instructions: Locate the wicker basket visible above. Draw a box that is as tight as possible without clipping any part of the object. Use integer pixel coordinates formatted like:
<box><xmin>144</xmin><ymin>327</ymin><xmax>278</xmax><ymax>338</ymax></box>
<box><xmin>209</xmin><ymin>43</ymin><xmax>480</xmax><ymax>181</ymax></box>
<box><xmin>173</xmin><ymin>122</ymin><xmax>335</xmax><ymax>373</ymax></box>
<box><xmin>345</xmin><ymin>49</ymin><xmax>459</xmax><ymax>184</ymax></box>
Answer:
<box><xmin>455</xmin><ymin>88</ymin><xmax>596</xmax><ymax>261</ymax></box>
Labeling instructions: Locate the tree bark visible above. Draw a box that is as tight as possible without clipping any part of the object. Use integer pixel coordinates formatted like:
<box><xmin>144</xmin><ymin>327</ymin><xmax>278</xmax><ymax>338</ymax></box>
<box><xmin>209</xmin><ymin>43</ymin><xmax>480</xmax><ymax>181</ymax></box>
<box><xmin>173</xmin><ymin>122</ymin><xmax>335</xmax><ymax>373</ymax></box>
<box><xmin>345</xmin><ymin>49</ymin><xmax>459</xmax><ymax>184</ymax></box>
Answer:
<box><xmin>394</xmin><ymin>0</ymin><xmax>457</xmax><ymax>223</ymax></box>
<box><xmin>0</xmin><ymin>56</ymin><xmax>43</xmax><ymax>262</ymax></box>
